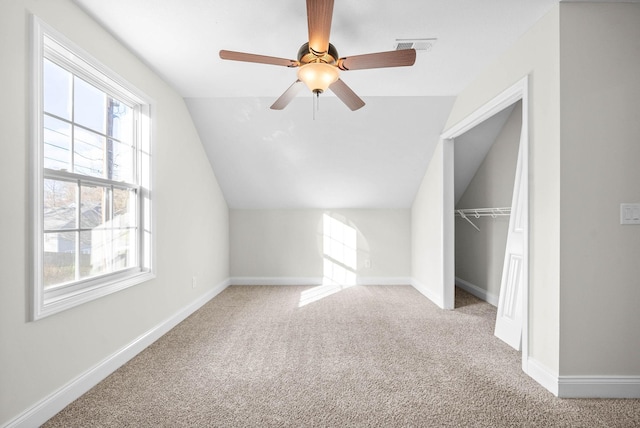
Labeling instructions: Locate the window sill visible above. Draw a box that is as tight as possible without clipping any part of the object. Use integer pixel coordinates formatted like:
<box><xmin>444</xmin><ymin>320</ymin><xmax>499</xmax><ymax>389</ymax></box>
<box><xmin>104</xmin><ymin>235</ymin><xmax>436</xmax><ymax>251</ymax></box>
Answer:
<box><xmin>33</xmin><ymin>270</ymin><xmax>155</xmax><ymax>321</ymax></box>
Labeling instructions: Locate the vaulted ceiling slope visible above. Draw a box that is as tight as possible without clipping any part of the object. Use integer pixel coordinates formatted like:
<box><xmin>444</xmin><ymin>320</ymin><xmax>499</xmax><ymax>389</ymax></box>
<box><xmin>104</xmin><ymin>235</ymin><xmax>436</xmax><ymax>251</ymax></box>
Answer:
<box><xmin>74</xmin><ymin>0</ymin><xmax>559</xmax><ymax>209</ymax></box>
<box><xmin>186</xmin><ymin>96</ymin><xmax>455</xmax><ymax>208</ymax></box>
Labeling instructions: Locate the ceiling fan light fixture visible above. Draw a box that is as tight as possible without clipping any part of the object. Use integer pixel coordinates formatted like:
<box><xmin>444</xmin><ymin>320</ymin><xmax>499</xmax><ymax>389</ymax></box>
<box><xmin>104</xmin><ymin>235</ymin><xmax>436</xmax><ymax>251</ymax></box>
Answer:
<box><xmin>297</xmin><ymin>62</ymin><xmax>339</xmax><ymax>93</ymax></box>
<box><xmin>220</xmin><ymin>0</ymin><xmax>417</xmax><ymax>111</ymax></box>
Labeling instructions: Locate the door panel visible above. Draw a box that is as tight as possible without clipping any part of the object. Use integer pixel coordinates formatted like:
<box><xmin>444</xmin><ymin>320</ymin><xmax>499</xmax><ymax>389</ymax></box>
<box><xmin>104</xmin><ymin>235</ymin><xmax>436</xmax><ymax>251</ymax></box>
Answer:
<box><xmin>494</xmin><ymin>124</ymin><xmax>526</xmax><ymax>350</ymax></box>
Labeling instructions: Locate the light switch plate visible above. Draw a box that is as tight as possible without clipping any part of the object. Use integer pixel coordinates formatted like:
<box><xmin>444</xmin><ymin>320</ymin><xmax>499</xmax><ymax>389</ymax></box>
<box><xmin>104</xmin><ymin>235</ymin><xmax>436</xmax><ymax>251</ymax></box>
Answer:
<box><xmin>620</xmin><ymin>203</ymin><xmax>640</xmax><ymax>225</ymax></box>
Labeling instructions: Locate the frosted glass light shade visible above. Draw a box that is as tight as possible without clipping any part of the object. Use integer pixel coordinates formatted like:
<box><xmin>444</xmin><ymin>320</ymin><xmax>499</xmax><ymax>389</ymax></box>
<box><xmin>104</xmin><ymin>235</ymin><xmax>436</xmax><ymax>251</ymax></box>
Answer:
<box><xmin>297</xmin><ymin>63</ymin><xmax>339</xmax><ymax>93</ymax></box>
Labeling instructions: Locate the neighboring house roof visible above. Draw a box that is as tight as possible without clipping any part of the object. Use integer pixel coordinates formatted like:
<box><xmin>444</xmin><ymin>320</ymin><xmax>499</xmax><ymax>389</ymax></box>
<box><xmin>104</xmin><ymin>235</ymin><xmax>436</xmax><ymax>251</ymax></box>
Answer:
<box><xmin>44</xmin><ymin>203</ymin><xmax>103</xmax><ymax>231</ymax></box>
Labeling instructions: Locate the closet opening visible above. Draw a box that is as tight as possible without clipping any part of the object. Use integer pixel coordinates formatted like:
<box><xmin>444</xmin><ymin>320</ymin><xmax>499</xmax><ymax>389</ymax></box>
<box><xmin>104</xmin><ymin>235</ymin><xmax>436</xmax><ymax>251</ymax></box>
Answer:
<box><xmin>454</xmin><ymin>100</ymin><xmax>523</xmax><ymax>341</ymax></box>
<box><xmin>441</xmin><ymin>76</ymin><xmax>529</xmax><ymax>370</ymax></box>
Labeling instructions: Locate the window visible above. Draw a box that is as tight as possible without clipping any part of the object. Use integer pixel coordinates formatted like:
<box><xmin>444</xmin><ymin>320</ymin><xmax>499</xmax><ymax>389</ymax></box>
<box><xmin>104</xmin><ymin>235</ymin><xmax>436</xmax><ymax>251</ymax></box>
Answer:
<box><xmin>32</xmin><ymin>17</ymin><xmax>153</xmax><ymax>320</ymax></box>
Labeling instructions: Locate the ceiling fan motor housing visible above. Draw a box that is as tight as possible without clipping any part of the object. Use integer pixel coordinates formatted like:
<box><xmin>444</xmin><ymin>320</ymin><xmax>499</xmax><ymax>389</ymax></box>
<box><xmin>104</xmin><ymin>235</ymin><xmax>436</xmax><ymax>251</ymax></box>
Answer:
<box><xmin>298</xmin><ymin>42</ymin><xmax>339</xmax><ymax>65</ymax></box>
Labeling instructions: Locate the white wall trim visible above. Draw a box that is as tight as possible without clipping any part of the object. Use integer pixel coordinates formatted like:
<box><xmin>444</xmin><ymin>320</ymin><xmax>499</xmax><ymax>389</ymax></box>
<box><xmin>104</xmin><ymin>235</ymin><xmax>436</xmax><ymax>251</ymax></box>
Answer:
<box><xmin>441</xmin><ymin>77</ymin><xmax>528</xmax><ymax>140</ymax></box>
<box><xmin>442</xmin><ymin>139</ymin><xmax>456</xmax><ymax>310</ymax></box>
<box><xmin>411</xmin><ymin>278</ymin><xmax>445</xmax><ymax>308</ymax></box>
<box><xmin>230</xmin><ymin>277</ymin><xmax>322</xmax><ymax>286</ymax></box>
<box><xmin>527</xmin><ymin>358</ymin><xmax>559</xmax><ymax>396</ymax></box>
<box><xmin>524</xmin><ymin>361</ymin><xmax>640</xmax><ymax>399</ymax></box>
<box><xmin>357</xmin><ymin>277</ymin><xmax>412</xmax><ymax>286</ymax></box>
<box><xmin>4</xmin><ymin>279</ymin><xmax>231</xmax><ymax>428</ymax></box>
<box><xmin>230</xmin><ymin>277</ymin><xmax>413</xmax><ymax>287</ymax></box>
<box><xmin>558</xmin><ymin>376</ymin><xmax>640</xmax><ymax>399</ymax></box>
<box><xmin>455</xmin><ymin>277</ymin><xmax>499</xmax><ymax>307</ymax></box>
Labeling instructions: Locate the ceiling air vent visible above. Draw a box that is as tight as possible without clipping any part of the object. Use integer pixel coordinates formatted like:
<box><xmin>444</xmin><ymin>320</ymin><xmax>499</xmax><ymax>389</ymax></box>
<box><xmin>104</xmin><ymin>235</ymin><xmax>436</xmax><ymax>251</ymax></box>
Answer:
<box><xmin>394</xmin><ymin>38</ymin><xmax>437</xmax><ymax>52</ymax></box>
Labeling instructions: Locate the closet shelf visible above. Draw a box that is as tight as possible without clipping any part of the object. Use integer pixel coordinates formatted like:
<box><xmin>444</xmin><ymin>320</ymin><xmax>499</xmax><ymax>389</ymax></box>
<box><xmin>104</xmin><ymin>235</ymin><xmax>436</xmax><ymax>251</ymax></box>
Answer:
<box><xmin>455</xmin><ymin>207</ymin><xmax>511</xmax><ymax>231</ymax></box>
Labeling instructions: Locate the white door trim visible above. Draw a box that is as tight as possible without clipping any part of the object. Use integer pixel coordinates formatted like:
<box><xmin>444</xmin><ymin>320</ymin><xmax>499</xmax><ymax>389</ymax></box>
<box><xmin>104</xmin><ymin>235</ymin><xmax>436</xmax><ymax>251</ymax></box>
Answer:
<box><xmin>440</xmin><ymin>76</ymin><xmax>529</xmax><ymax>373</ymax></box>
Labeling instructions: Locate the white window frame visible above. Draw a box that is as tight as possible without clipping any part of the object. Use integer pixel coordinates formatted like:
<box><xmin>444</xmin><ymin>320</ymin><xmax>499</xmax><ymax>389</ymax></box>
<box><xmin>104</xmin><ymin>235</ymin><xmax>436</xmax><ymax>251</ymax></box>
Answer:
<box><xmin>31</xmin><ymin>16</ymin><xmax>155</xmax><ymax>320</ymax></box>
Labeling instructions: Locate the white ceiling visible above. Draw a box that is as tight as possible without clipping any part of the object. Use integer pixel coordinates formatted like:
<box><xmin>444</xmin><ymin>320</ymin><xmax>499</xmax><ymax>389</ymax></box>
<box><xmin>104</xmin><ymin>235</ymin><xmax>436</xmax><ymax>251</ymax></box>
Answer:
<box><xmin>74</xmin><ymin>0</ymin><xmax>560</xmax><ymax>209</ymax></box>
<box><xmin>187</xmin><ymin>96</ymin><xmax>455</xmax><ymax>208</ymax></box>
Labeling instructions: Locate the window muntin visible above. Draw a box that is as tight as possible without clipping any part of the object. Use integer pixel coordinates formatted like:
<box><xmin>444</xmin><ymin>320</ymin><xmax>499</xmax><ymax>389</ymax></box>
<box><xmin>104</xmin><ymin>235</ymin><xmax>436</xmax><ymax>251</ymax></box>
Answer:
<box><xmin>33</xmin><ymin>18</ymin><xmax>153</xmax><ymax>319</ymax></box>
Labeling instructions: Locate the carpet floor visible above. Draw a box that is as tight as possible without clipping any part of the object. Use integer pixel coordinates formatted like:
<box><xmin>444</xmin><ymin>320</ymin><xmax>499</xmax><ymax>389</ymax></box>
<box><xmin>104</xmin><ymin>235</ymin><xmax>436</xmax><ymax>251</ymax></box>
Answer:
<box><xmin>44</xmin><ymin>285</ymin><xmax>640</xmax><ymax>427</ymax></box>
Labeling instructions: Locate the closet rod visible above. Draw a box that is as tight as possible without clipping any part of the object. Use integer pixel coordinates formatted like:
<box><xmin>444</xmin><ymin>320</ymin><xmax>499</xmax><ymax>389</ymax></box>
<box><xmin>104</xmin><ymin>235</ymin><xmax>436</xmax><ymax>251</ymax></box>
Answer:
<box><xmin>455</xmin><ymin>207</ymin><xmax>511</xmax><ymax>231</ymax></box>
<box><xmin>455</xmin><ymin>207</ymin><xmax>511</xmax><ymax>217</ymax></box>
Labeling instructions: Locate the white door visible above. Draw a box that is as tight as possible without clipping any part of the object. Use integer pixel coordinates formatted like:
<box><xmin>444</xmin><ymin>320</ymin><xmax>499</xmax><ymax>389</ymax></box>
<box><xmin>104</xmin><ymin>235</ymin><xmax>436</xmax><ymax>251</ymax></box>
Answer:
<box><xmin>494</xmin><ymin>124</ymin><xmax>527</xmax><ymax>350</ymax></box>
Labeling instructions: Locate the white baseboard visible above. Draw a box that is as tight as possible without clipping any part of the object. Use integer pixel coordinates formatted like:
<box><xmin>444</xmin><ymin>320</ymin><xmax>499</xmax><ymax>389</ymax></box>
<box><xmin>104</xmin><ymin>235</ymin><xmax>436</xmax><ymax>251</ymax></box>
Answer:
<box><xmin>526</xmin><ymin>358</ymin><xmax>559</xmax><ymax>396</ymax></box>
<box><xmin>357</xmin><ymin>277</ymin><xmax>412</xmax><ymax>286</ymax></box>
<box><xmin>230</xmin><ymin>277</ymin><xmax>322</xmax><ymax>286</ymax></box>
<box><xmin>410</xmin><ymin>278</ymin><xmax>445</xmax><ymax>308</ymax></box>
<box><xmin>455</xmin><ymin>277</ymin><xmax>499</xmax><ymax>307</ymax></box>
<box><xmin>230</xmin><ymin>277</ymin><xmax>412</xmax><ymax>287</ymax></box>
<box><xmin>4</xmin><ymin>279</ymin><xmax>231</xmax><ymax>428</ymax></box>
<box><xmin>525</xmin><ymin>358</ymin><xmax>640</xmax><ymax>398</ymax></box>
<box><xmin>558</xmin><ymin>376</ymin><xmax>640</xmax><ymax>398</ymax></box>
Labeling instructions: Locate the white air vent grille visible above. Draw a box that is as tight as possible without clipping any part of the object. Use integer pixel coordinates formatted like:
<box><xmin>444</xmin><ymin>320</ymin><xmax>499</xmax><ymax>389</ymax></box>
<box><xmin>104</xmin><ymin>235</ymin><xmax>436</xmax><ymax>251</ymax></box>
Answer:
<box><xmin>395</xmin><ymin>42</ymin><xmax>414</xmax><ymax>50</ymax></box>
<box><xmin>394</xmin><ymin>38</ymin><xmax>437</xmax><ymax>52</ymax></box>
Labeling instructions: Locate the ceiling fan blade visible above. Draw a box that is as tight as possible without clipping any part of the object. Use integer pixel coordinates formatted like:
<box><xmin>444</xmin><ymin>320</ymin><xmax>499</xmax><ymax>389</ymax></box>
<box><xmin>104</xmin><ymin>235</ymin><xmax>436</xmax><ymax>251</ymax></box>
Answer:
<box><xmin>329</xmin><ymin>78</ymin><xmax>365</xmax><ymax>111</ymax></box>
<box><xmin>270</xmin><ymin>80</ymin><xmax>305</xmax><ymax>110</ymax></box>
<box><xmin>306</xmin><ymin>0</ymin><xmax>334</xmax><ymax>55</ymax></box>
<box><xmin>220</xmin><ymin>50</ymin><xmax>299</xmax><ymax>67</ymax></box>
<box><xmin>338</xmin><ymin>49</ymin><xmax>416</xmax><ymax>71</ymax></box>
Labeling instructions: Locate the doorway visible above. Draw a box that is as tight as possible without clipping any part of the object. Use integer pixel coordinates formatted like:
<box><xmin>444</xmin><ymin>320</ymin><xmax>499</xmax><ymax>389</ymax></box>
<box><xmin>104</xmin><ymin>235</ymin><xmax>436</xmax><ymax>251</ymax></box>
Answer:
<box><xmin>441</xmin><ymin>76</ymin><xmax>529</xmax><ymax>372</ymax></box>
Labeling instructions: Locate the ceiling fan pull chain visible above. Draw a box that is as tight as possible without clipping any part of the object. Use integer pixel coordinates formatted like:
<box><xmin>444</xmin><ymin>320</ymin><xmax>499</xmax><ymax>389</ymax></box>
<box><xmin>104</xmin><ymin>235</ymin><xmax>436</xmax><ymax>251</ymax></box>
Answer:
<box><xmin>313</xmin><ymin>91</ymin><xmax>320</xmax><ymax>120</ymax></box>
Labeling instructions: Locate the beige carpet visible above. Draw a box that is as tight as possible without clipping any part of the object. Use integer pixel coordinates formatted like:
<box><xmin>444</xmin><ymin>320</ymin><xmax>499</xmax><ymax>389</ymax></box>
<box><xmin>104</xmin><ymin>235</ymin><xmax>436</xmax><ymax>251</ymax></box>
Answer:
<box><xmin>44</xmin><ymin>285</ymin><xmax>640</xmax><ymax>427</ymax></box>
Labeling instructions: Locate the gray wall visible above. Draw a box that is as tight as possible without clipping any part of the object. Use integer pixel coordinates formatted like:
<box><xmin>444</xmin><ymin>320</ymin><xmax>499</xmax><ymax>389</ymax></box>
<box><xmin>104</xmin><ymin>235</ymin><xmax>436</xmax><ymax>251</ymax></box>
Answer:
<box><xmin>230</xmin><ymin>209</ymin><xmax>411</xmax><ymax>283</ymax></box>
<box><xmin>411</xmin><ymin>141</ymin><xmax>452</xmax><ymax>307</ymax></box>
<box><xmin>414</xmin><ymin>5</ymin><xmax>562</xmax><ymax>371</ymax></box>
<box><xmin>431</xmin><ymin>1</ymin><xmax>640</xmax><ymax>384</ymax></box>
<box><xmin>455</xmin><ymin>102</ymin><xmax>522</xmax><ymax>304</ymax></box>
<box><xmin>0</xmin><ymin>1</ymin><xmax>229</xmax><ymax>424</ymax></box>
<box><xmin>558</xmin><ymin>2</ymin><xmax>640</xmax><ymax>376</ymax></box>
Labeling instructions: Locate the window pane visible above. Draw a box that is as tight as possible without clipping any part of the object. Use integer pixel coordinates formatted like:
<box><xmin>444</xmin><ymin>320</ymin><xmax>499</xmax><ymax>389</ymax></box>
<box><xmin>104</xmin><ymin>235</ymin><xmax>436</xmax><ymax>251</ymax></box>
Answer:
<box><xmin>80</xmin><ymin>184</ymin><xmax>108</xmax><ymax>229</ymax></box>
<box><xmin>80</xmin><ymin>230</ymin><xmax>109</xmax><ymax>279</ymax></box>
<box><xmin>43</xmin><ymin>59</ymin><xmax>72</xmax><ymax>120</ymax></box>
<box><xmin>74</xmin><ymin>126</ymin><xmax>105</xmax><ymax>178</ymax></box>
<box><xmin>108</xmin><ymin>99</ymin><xmax>133</xmax><ymax>142</ymax></box>
<box><xmin>111</xmin><ymin>139</ymin><xmax>134</xmax><ymax>182</ymax></box>
<box><xmin>43</xmin><ymin>115</ymin><xmax>72</xmax><ymax>171</ymax></box>
<box><xmin>43</xmin><ymin>231</ymin><xmax>76</xmax><ymax>288</ymax></box>
<box><xmin>113</xmin><ymin>228</ymin><xmax>136</xmax><ymax>270</ymax></box>
<box><xmin>74</xmin><ymin>76</ymin><xmax>106</xmax><ymax>133</ymax></box>
<box><xmin>113</xmin><ymin>188</ymin><xmax>136</xmax><ymax>227</ymax></box>
<box><xmin>44</xmin><ymin>179</ymin><xmax>76</xmax><ymax>230</ymax></box>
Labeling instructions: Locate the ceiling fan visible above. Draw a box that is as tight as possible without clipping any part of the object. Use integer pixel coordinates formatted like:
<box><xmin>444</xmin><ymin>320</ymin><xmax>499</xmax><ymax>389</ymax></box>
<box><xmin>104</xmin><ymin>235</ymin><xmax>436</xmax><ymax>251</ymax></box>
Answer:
<box><xmin>219</xmin><ymin>0</ymin><xmax>417</xmax><ymax>111</ymax></box>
